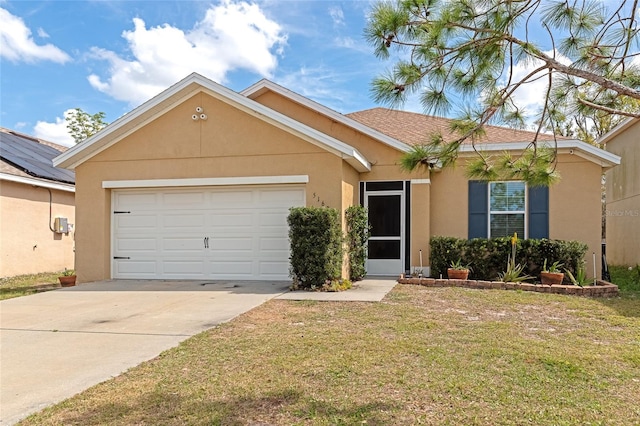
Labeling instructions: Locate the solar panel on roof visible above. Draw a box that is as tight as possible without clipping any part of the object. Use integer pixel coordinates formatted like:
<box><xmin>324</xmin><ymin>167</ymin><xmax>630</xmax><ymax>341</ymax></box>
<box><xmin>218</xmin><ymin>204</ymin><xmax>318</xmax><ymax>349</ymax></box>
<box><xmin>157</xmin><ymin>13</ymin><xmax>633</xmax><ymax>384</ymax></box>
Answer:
<box><xmin>0</xmin><ymin>131</ymin><xmax>75</xmax><ymax>184</ymax></box>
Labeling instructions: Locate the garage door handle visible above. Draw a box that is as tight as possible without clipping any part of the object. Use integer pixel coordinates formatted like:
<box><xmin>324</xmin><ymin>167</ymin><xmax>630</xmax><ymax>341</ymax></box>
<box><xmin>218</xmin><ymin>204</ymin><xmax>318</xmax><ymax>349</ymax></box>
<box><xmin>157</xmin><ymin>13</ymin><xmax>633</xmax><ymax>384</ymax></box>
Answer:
<box><xmin>113</xmin><ymin>256</ymin><xmax>130</xmax><ymax>260</ymax></box>
<box><xmin>204</xmin><ymin>237</ymin><xmax>209</xmax><ymax>249</ymax></box>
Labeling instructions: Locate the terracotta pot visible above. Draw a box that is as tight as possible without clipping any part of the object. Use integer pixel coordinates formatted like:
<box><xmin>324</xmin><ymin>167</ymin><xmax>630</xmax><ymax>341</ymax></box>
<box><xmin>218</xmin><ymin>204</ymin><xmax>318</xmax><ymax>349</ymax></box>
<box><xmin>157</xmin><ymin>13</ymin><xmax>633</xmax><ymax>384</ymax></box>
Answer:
<box><xmin>447</xmin><ymin>268</ymin><xmax>469</xmax><ymax>280</ymax></box>
<box><xmin>540</xmin><ymin>272</ymin><xmax>564</xmax><ymax>285</ymax></box>
<box><xmin>58</xmin><ymin>275</ymin><xmax>77</xmax><ymax>287</ymax></box>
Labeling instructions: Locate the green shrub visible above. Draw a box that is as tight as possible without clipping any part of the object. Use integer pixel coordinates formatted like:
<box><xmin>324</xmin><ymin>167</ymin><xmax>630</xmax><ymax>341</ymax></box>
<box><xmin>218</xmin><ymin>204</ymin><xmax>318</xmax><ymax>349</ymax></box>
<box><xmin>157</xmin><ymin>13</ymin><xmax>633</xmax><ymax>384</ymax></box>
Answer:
<box><xmin>288</xmin><ymin>207</ymin><xmax>343</xmax><ymax>289</ymax></box>
<box><xmin>430</xmin><ymin>236</ymin><xmax>588</xmax><ymax>281</ymax></box>
<box><xmin>345</xmin><ymin>205</ymin><xmax>371</xmax><ymax>281</ymax></box>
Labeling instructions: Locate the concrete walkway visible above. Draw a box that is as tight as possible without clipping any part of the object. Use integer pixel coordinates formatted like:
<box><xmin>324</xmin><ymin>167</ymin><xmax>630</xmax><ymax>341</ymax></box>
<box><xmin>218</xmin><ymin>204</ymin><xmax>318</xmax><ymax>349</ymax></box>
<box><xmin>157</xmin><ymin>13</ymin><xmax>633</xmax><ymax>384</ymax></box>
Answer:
<box><xmin>276</xmin><ymin>277</ymin><xmax>397</xmax><ymax>302</ymax></box>
<box><xmin>0</xmin><ymin>278</ymin><xmax>396</xmax><ymax>425</ymax></box>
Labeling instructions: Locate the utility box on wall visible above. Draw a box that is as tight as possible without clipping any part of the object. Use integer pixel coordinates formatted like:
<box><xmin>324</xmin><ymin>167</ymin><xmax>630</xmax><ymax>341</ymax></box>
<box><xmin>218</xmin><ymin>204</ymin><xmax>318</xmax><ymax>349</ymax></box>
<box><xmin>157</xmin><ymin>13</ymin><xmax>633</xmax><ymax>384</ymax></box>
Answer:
<box><xmin>54</xmin><ymin>217</ymin><xmax>69</xmax><ymax>233</ymax></box>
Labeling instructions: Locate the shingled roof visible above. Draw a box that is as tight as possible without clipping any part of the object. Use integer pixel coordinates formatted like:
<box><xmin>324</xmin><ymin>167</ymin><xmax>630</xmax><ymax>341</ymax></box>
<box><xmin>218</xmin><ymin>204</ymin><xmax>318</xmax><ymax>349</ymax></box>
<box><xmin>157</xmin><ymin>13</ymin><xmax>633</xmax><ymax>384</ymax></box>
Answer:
<box><xmin>346</xmin><ymin>107</ymin><xmax>561</xmax><ymax>146</ymax></box>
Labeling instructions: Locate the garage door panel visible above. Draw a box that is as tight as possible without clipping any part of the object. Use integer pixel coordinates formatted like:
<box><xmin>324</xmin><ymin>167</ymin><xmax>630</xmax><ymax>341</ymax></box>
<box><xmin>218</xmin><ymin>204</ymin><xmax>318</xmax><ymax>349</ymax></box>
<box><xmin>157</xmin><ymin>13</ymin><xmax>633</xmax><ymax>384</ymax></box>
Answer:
<box><xmin>162</xmin><ymin>191</ymin><xmax>205</xmax><ymax>208</ymax></box>
<box><xmin>115</xmin><ymin>214</ymin><xmax>158</xmax><ymax>229</ymax></box>
<box><xmin>114</xmin><ymin>260</ymin><xmax>157</xmax><ymax>276</ymax></box>
<box><xmin>115</xmin><ymin>237</ymin><xmax>158</xmax><ymax>253</ymax></box>
<box><xmin>259</xmin><ymin>237</ymin><xmax>289</xmax><ymax>252</ymax></box>
<box><xmin>162</xmin><ymin>260</ymin><xmax>206</xmax><ymax>276</ymax></box>
<box><xmin>209</xmin><ymin>191</ymin><xmax>253</xmax><ymax>207</ymax></box>
<box><xmin>259</xmin><ymin>261</ymin><xmax>289</xmax><ymax>278</ymax></box>
<box><xmin>162</xmin><ymin>213</ymin><xmax>206</xmax><ymax>229</ymax></box>
<box><xmin>209</xmin><ymin>261</ymin><xmax>253</xmax><ymax>275</ymax></box>
<box><xmin>162</xmin><ymin>237</ymin><xmax>206</xmax><ymax>252</ymax></box>
<box><xmin>259</xmin><ymin>211</ymin><xmax>289</xmax><ymax>228</ymax></box>
<box><xmin>112</xmin><ymin>186</ymin><xmax>304</xmax><ymax>280</ymax></box>
<box><xmin>210</xmin><ymin>237</ymin><xmax>252</xmax><ymax>251</ymax></box>
<box><xmin>210</xmin><ymin>212</ymin><xmax>253</xmax><ymax>229</ymax></box>
<box><xmin>116</xmin><ymin>192</ymin><xmax>158</xmax><ymax>209</ymax></box>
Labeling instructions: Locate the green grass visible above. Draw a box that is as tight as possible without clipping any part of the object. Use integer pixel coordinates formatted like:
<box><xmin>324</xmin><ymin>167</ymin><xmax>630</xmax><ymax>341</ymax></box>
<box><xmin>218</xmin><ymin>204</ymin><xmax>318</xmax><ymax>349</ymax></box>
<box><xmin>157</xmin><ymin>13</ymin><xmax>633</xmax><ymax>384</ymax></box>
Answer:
<box><xmin>0</xmin><ymin>272</ymin><xmax>61</xmax><ymax>300</ymax></box>
<box><xmin>19</xmin><ymin>285</ymin><xmax>640</xmax><ymax>425</ymax></box>
<box><xmin>609</xmin><ymin>264</ymin><xmax>640</xmax><ymax>294</ymax></box>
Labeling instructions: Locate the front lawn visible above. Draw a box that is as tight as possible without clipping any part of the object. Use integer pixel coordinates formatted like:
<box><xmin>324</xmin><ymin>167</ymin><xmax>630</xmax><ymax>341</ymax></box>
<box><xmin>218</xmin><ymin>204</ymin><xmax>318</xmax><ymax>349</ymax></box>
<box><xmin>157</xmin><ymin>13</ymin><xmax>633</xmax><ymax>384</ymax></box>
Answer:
<box><xmin>0</xmin><ymin>272</ymin><xmax>60</xmax><ymax>301</ymax></box>
<box><xmin>19</xmin><ymin>285</ymin><xmax>640</xmax><ymax>425</ymax></box>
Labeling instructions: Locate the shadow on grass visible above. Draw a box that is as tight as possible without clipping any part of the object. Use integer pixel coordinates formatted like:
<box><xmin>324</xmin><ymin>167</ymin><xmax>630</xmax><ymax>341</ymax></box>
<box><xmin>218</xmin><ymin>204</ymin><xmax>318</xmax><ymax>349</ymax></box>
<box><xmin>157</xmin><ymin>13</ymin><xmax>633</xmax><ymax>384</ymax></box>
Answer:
<box><xmin>597</xmin><ymin>291</ymin><xmax>640</xmax><ymax>318</ymax></box>
<box><xmin>29</xmin><ymin>388</ymin><xmax>400</xmax><ymax>425</ymax></box>
<box><xmin>601</xmin><ymin>265</ymin><xmax>640</xmax><ymax>317</ymax></box>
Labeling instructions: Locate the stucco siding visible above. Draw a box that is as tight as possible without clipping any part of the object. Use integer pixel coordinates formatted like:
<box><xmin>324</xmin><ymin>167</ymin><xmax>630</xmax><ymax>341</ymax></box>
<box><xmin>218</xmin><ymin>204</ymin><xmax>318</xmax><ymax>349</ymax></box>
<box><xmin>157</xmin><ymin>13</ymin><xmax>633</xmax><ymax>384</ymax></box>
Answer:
<box><xmin>0</xmin><ymin>180</ymin><xmax>75</xmax><ymax>277</ymax></box>
<box><xmin>74</xmin><ymin>92</ymin><xmax>349</xmax><ymax>282</ymax></box>
<box><xmin>605</xmin><ymin>120</ymin><xmax>640</xmax><ymax>266</ymax></box>
<box><xmin>427</xmin><ymin>155</ymin><xmax>603</xmax><ymax>278</ymax></box>
<box><xmin>250</xmin><ymin>91</ymin><xmax>404</xmax><ymax>166</ymax></box>
<box><xmin>410</xmin><ymin>179</ymin><xmax>431</xmax><ymax>274</ymax></box>
<box><xmin>550</xmin><ymin>154</ymin><xmax>604</xmax><ymax>278</ymax></box>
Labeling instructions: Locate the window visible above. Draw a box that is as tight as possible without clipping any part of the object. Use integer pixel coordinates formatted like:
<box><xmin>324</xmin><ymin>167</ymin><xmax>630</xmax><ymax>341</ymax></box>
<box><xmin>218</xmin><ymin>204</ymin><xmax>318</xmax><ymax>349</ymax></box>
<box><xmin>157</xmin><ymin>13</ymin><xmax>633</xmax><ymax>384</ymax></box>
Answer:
<box><xmin>489</xmin><ymin>181</ymin><xmax>526</xmax><ymax>238</ymax></box>
<box><xmin>468</xmin><ymin>181</ymin><xmax>547</xmax><ymax>240</ymax></box>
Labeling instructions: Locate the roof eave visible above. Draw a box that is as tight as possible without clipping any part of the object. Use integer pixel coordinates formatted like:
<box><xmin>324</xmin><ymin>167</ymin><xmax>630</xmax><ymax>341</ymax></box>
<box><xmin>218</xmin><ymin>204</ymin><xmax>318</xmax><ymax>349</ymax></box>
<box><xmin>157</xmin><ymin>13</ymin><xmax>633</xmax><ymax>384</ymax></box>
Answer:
<box><xmin>0</xmin><ymin>172</ymin><xmax>75</xmax><ymax>192</ymax></box>
<box><xmin>241</xmin><ymin>80</ymin><xmax>412</xmax><ymax>153</ymax></box>
<box><xmin>54</xmin><ymin>73</ymin><xmax>373</xmax><ymax>172</ymax></box>
<box><xmin>595</xmin><ymin>117</ymin><xmax>637</xmax><ymax>146</ymax></box>
<box><xmin>458</xmin><ymin>140</ymin><xmax>621</xmax><ymax>169</ymax></box>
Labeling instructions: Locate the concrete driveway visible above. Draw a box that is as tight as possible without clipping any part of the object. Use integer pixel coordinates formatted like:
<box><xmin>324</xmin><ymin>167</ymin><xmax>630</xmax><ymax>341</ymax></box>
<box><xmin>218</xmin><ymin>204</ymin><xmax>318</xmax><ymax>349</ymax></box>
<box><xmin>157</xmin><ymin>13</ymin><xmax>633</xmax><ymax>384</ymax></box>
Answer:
<box><xmin>0</xmin><ymin>279</ymin><xmax>289</xmax><ymax>425</ymax></box>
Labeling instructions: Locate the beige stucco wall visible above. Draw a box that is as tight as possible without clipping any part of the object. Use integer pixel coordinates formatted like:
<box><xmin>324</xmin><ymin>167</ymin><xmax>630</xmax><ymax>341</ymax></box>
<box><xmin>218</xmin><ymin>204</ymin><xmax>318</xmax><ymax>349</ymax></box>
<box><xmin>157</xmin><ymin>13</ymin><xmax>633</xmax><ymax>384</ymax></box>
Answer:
<box><xmin>74</xmin><ymin>92</ymin><xmax>349</xmax><ymax>283</ymax></box>
<box><xmin>429</xmin><ymin>154</ymin><xmax>604</xmax><ymax>278</ymax></box>
<box><xmin>0</xmin><ymin>180</ymin><xmax>75</xmax><ymax>277</ymax></box>
<box><xmin>605</xmin><ymin>120</ymin><xmax>640</xmax><ymax>266</ymax></box>
<box><xmin>72</xmin><ymin>83</ymin><xmax>609</xmax><ymax>282</ymax></box>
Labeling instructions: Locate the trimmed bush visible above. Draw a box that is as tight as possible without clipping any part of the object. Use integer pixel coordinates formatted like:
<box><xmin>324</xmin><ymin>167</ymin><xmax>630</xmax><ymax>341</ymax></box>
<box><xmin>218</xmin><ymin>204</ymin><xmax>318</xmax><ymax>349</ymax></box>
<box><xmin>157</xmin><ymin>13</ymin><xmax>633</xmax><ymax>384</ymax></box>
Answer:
<box><xmin>288</xmin><ymin>207</ymin><xmax>342</xmax><ymax>289</ymax></box>
<box><xmin>345</xmin><ymin>205</ymin><xmax>371</xmax><ymax>281</ymax></box>
<box><xmin>430</xmin><ymin>236</ymin><xmax>588</xmax><ymax>281</ymax></box>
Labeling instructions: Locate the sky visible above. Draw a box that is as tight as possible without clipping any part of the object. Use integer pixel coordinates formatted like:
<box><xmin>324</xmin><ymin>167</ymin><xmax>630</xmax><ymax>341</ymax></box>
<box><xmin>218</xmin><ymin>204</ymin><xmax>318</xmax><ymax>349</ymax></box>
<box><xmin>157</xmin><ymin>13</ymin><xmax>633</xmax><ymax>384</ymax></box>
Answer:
<box><xmin>1</xmin><ymin>0</ymin><xmax>401</xmax><ymax>146</ymax></box>
<box><xmin>1</xmin><ymin>1</ymin><xmax>636</xmax><ymax>147</ymax></box>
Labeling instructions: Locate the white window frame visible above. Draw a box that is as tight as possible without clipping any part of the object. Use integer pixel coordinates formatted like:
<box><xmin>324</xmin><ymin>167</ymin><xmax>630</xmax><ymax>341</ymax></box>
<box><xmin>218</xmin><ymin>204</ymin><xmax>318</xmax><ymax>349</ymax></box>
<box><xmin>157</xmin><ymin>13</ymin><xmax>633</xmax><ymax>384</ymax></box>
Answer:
<box><xmin>488</xmin><ymin>181</ymin><xmax>528</xmax><ymax>238</ymax></box>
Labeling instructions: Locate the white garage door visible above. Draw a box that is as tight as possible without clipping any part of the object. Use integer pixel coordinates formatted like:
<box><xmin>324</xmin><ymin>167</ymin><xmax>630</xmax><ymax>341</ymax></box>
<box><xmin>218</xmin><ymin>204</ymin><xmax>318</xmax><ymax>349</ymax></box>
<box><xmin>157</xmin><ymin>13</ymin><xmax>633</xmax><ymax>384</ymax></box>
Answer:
<box><xmin>112</xmin><ymin>186</ymin><xmax>305</xmax><ymax>280</ymax></box>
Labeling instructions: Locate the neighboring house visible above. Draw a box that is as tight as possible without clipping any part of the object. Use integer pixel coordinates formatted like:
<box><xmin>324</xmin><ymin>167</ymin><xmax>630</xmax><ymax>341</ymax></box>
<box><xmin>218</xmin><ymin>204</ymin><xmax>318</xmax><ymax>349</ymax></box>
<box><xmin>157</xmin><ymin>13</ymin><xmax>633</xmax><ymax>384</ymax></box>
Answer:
<box><xmin>0</xmin><ymin>128</ymin><xmax>75</xmax><ymax>277</ymax></box>
<box><xmin>53</xmin><ymin>73</ymin><xmax>619</xmax><ymax>284</ymax></box>
<box><xmin>600</xmin><ymin>118</ymin><xmax>640</xmax><ymax>266</ymax></box>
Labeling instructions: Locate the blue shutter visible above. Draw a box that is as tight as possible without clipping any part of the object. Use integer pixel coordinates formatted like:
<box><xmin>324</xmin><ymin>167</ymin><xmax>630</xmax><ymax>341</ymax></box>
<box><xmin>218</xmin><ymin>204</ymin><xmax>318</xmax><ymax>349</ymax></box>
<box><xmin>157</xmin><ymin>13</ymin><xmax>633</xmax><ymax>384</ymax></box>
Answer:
<box><xmin>528</xmin><ymin>186</ymin><xmax>549</xmax><ymax>239</ymax></box>
<box><xmin>468</xmin><ymin>181</ymin><xmax>488</xmax><ymax>238</ymax></box>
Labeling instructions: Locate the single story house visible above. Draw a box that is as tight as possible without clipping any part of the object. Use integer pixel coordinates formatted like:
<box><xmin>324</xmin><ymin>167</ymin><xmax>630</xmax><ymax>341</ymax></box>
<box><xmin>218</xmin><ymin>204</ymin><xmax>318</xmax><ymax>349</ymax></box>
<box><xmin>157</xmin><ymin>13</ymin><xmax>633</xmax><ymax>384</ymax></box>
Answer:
<box><xmin>601</xmin><ymin>117</ymin><xmax>640</xmax><ymax>266</ymax></box>
<box><xmin>0</xmin><ymin>128</ymin><xmax>75</xmax><ymax>277</ymax></box>
<box><xmin>53</xmin><ymin>73</ymin><xmax>620</xmax><ymax>283</ymax></box>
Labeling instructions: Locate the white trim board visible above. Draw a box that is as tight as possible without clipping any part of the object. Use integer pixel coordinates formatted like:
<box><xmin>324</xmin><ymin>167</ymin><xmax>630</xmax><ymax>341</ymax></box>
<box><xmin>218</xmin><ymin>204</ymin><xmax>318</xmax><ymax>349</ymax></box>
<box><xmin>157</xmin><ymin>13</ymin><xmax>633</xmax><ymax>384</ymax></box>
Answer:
<box><xmin>102</xmin><ymin>175</ymin><xmax>309</xmax><ymax>189</ymax></box>
<box><xmin>0</xmin><ymin>172</ymin><xmax>75</xmax><ymax>192</ymax></box>
<box><xmin>54</xmin><ymin>73</ymin><xmax>371</xmax><ymax>173</ymax></box>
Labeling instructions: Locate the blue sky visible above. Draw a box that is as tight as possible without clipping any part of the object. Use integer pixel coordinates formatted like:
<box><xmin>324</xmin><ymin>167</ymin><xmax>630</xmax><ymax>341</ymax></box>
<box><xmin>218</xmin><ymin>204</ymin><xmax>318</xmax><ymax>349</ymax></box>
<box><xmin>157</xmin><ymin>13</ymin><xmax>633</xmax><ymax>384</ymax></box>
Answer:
<box><xmin>2</xmin><ymin>1</ymin><xmax>635</xmax><ymax>147</ymax></box>
<box><xmin>1</xmin><ymin>0</ymin><xmax>403</xmax><ymax>146</ymax></box>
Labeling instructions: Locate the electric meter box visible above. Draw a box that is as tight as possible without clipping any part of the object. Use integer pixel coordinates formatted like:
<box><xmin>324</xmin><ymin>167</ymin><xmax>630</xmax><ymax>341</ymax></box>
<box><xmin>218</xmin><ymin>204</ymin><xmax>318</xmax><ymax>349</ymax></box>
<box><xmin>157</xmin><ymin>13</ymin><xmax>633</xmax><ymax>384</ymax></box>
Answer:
<box><xmin>54</xmin><ymin>217</ymin><xmax>69</xmax><ymax>233</ymax></box>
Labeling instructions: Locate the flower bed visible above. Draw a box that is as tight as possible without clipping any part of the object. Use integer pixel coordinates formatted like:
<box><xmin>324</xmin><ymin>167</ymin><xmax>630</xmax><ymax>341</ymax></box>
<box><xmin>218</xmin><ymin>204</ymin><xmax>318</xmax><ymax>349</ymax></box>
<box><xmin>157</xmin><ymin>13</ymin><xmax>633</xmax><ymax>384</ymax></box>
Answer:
<box><xmin>398</xmin><ymin>276</ymin><xmax>619</xmax><ymax>297</ymax></box>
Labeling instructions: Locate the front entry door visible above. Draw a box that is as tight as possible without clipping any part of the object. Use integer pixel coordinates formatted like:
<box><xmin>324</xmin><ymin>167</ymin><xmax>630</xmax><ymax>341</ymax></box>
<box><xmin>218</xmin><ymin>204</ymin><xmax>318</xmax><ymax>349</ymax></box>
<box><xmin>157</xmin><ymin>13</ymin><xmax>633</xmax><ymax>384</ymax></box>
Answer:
<box><xmin>366</xmin><ymin>190</ymin><xmax>404</xmax><ymax>275</ymax></box>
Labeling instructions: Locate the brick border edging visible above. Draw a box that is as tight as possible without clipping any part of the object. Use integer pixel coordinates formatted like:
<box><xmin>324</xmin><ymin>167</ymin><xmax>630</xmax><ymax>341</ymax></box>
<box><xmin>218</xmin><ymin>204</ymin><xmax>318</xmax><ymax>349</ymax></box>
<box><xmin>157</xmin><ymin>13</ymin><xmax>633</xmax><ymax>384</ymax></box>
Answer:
<box><xmin>397</xmin><ymin>276</ymin><xmax>619</xmax><ymax>297</ymax></box>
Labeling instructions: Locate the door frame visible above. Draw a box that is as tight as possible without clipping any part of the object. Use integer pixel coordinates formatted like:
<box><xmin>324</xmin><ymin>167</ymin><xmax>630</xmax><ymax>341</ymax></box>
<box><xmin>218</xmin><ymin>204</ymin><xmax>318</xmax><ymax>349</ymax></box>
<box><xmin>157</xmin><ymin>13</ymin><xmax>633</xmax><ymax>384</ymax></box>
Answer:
<box><xmin>361</xmin><ymin>181</ymin><xmax>410</xmax><ymax>276</ymax></box>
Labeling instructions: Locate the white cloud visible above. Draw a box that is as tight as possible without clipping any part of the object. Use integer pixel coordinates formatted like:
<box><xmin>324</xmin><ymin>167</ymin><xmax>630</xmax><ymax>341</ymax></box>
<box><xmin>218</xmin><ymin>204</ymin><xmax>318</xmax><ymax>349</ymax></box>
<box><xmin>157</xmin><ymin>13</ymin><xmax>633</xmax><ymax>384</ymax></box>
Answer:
<box><xmin>36</xmin><ymin>27</ymin><xmax>49</xmax><ymax>38</ymax></box>
<box><xmin>88</xmin><ymin>0</ymin><xmax>287</xmax><ymax>106</ymax></box>
<box><xmin>508</xmin><ymin>49</ymin><xmax>572</xmax><ymax>116</ymax></box>
<box><xmin>275</xmin><ymin>66</ymin><xmax>354</xmax><ymax>112</ymax></box>
<box><xmin>0</xmin><ymin>7</ymin><xmax>70</xmax><ymax>63</ymax></box>
<box><xmin>33</xmin><ymin>110</ymin><xmax>75</xmax><ymax>147</ymax></box>
<box><xmin>328</xmin><ymin>6</ymin><xmax>345</xmax><ymax>26</ymax></box>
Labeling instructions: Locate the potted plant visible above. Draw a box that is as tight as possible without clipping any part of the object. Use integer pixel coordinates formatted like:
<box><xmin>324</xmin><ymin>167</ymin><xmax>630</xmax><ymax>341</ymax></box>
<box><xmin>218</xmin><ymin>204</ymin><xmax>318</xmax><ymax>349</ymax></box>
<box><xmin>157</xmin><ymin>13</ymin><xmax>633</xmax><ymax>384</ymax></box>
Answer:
<box><xmin>540</xmin><ymin>259</ymin><xmax>564</xmax><ymax>285</ymax></box>
<box><xmin>58</xmin><ymin>269</ymin><xmax>76</xmax><ymax>287</ymax></box>
<box><xmin>448</xmin><ymin>259</ymin><xmax>470</xmax><ymax>280</ymax></box>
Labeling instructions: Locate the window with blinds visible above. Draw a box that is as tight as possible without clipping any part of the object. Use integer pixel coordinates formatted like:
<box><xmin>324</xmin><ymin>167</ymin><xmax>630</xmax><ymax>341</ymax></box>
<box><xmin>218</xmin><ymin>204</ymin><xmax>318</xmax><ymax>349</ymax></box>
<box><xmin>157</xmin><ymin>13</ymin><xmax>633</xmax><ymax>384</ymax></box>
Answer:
<box><xmin>489</xmin><ymin>181</ymin><xmax>526</xmax><ymax>238</ymax></box>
